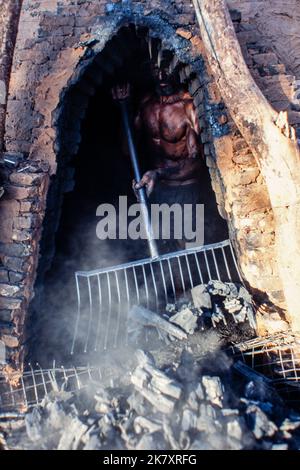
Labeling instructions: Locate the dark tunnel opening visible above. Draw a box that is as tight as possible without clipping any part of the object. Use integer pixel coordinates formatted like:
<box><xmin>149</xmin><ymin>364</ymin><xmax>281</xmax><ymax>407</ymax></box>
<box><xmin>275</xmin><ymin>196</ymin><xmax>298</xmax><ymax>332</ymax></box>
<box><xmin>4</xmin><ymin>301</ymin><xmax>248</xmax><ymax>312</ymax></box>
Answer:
<box><xmin>26</xmin><ymin>26</ymin><xmax>229</xmax><ymax>366</ymax></box>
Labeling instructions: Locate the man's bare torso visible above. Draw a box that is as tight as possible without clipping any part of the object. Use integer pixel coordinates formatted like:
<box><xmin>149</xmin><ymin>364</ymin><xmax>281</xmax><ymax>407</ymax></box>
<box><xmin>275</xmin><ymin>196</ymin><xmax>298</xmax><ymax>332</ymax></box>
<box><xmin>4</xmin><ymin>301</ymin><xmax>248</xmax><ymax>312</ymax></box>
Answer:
<box><xmin>136</xmin><ymin>90</ymin><xmax>202</xmax><ymax>185</ymax></box>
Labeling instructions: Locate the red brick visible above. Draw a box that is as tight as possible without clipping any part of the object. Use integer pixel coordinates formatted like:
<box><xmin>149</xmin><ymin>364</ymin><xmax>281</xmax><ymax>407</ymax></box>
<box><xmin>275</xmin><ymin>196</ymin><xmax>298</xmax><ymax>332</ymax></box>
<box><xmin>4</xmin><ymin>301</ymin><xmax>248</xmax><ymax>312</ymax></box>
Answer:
<box><xmin>0</xmin><ymin>284</ymin><xmax>20</xmax><ymax>297</ymax></box>
<box><xmin>9</xmin><ymin>172</ymin><xmax>42</xmax><ymax>186</ymax></box>
<box><xmin>7</xmin><ymin>184</ymin><xmax>38</xmax><ymax>200</ymax></box>
<box><xmin>0</xmin><ymin>296</ymin><xmax>23</xmax><ymax>310</ymax></box>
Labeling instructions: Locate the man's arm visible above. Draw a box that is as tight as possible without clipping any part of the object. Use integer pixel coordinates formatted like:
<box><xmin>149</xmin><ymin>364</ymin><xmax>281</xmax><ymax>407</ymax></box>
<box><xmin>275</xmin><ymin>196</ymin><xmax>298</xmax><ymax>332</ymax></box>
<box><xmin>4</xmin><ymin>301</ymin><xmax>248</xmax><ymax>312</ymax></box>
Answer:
<box><xmin>185</xmin><ymin>99</ymin><xmax>205</xmax><ymax>160</ymax></box>
<box><xmin>186</xmin><ymin>99</ymin><xmax>200</xmax><ymax>135</ymax></box>
<box><xmin>135</xmin><ymin>154</ymin><xmax>202</xmax><ymax>193</ymax></box>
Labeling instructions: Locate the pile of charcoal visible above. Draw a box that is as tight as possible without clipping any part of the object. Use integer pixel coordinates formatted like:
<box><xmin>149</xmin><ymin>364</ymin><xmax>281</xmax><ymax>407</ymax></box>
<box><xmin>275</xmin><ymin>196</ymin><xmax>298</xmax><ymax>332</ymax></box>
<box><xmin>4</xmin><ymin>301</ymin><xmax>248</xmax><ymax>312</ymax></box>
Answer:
<box><xmin>1</xmin><ymin>341</ymin><xmax>300</xmax><ymax>450</ymax></box>
<box><xmin>128</xmin><ymin>280</ymin><xmax>256</xmax><ymax>347</ymax></box>
<box><xmin>1</xmin><ymin>281</ymin><xmax>298</xmax><ymax>450</ymax></box>
<box><xmin>168</xmin><ymin>280</ymin><xmax>256</xmax><ymax>330</ymax></box>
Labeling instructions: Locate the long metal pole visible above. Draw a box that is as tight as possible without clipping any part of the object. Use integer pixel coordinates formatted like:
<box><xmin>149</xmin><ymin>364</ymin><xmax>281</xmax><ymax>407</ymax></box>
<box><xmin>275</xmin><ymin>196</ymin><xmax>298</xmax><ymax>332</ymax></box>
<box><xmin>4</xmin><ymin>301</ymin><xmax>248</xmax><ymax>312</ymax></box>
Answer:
<box><xmin>119</xmin><ymin>100</ymin><xmax>159</xmax><ymax>259</ymax></box>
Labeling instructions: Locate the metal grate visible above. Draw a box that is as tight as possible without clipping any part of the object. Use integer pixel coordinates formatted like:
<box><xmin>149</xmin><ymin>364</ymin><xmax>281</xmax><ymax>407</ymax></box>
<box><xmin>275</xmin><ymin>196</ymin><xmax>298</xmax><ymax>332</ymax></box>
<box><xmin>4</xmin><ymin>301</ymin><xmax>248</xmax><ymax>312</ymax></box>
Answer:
<box><xmin>0</xmin><ymin>364</ymin><xmax>103</xmax><ymax>412</ymax></box>
<box><xmin>230</xmin><ymin>332</ymin><xmax>300</xmax><ymax>404</ymax></box>
<box><xmin>71</xmin><ymin>239</ymin><xmax>243</xmax><ymax>354</ymax></box>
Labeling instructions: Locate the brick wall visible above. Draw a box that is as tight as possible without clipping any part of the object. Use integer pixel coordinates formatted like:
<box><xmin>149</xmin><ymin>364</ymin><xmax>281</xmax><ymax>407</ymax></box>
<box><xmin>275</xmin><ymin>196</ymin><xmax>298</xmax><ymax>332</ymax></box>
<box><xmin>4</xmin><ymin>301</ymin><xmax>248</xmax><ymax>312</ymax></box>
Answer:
<box><xmin>0</xmin><ymin>0</ymin><xmax>300</xmax><ymax>371</ymax></box>
<box><xmin>0</xmin><ymin>0</ymin><xmax>22</xmax><ymax>148</ymax></box>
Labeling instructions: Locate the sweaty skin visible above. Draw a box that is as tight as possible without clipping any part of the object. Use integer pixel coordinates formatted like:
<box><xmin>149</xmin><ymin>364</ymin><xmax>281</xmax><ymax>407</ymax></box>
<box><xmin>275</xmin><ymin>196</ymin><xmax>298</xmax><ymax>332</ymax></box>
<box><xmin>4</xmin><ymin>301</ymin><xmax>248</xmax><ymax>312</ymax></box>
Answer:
<box><xmin>134</xmin><ymin>89</ymin><xmax>203</xmax><ymax>194</ymax></box>
<box><xmin>112</xmin><ymin>75</ymin><xmax>204</xmax><ymax>196</ymax></box>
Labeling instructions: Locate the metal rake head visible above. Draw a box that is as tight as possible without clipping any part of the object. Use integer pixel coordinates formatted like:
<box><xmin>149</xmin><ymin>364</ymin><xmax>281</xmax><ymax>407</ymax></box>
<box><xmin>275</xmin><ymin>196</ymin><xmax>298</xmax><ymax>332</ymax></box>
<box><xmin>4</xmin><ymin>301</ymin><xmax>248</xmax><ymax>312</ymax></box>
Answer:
<box><xmin>71</xmin><ymin>239</ymin><xmax>244</xmax><ymax>355</ymax></box>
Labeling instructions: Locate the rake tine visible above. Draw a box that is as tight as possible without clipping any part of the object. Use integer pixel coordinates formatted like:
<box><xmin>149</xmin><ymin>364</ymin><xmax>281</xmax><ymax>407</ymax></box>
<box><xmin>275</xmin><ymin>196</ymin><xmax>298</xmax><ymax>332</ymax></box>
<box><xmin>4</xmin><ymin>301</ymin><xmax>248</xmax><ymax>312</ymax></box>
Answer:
<box><xmin>71</xmin><ymin>273</ymin><xmax>81</xmax><ymax>355</ymax></box>
<box><xmin>114</xmin><ymin>271</ymin><xmax>121</xmax><ymax>348</ymax></box>
<box><xmin>94</xmin><ymin>274</ymin><xmax>102</xmax><ymax>352</ymax></box>
<box><xmin>73</xmin><ymin>366</ymin><xmax>81</xmax><ymax>390</ymax></box>
<box><xmin>124</xmin><ymin>268</ymin><xmax>130</xmax><ymax>346</ymax></box>
<box><xmin>229</xmin><ymin>241</ymin><xmax>243</xmax><ymax>283</ymax></box>
<box><xmin>150</xmin><ymin>263</ymin><xmax>159</xmax><ymax>311</ymax></box>
<box><xmin>194</xmin><ymin>252</ymin><xmax>204</xmax><ymax>284</ymax></box>
<box><xmin>61</xmin><ymin>365</ymin><xmax>68</xmax><ymax>384</ymax></box>
<box><xmin>167</xmin><ymin>259</ymin><xmax>176</xmax><ymax>302</ymax></box>
<box><xmin>159</xmin><ymin>261</ymin><xmax>168</xmax><ymax>304</ymax></box>
<box><xmin>20</xmin><ymin>375</ymin><xmax>28</xmax><ymax>408</ymax></box>
<box><xmin>177</xmin><ymin>256</ymin><xmax>186</xmax><ymax>292</ymax></box>
<box><xmin>133</xmin><ymin>266</ymin><xmax>140</xmax><ymax>304</ymax></box>
<box><xmin>221</xmin><ymin>246</ymin><xmax>231</xmax><ymax>280</ymax></box>
<box><xmin>84</xmin><ymin>276</ymin><xmax>93</xmax><ymax>353</ymax></box>
<box><xmin>48</xmin><ymin>365</ymin><xmax>59</xmax><ymax>393</ymax></box>
<box><xmin>37</xmin><ymin>363</ymin><xmax>48</xmax><ymax>396</ymax></box>
<box><xmin>29</xmin><ymin>363</ymin><xmax>39</xmax><ymax>405</ymax></box>
<box><xmin>104</xmin><ymin>272</ymin><xmax>112</xmax><ymax>351</ymax></box>
<box><xmin>142</xmin><ymin>264</ymin><xmax>150</xmax><ymax>309</ymax></box>
<box><xmin>211</xmin><ymin>248</ymin><xmax>220</xmax><ymax>280</ymax></box>
<box><xmin>87</xmin><ymin>364</ymin><xmax>92</xmax><ymax>381</ymax></box>
<box><xmin>203</xmin><ymin>250</ymin><xmax>212</xmax><ymax>280</ymax></box>
<box><xmin>185</xmin><ymin>254</ymin><xmax>194</xmax><ymax>288</ymax></box>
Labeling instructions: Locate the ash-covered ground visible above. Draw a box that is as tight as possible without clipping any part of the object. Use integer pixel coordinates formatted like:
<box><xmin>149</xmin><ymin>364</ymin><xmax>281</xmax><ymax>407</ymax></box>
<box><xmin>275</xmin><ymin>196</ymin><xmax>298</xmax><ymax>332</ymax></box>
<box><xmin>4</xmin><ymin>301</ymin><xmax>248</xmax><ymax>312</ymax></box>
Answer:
<box><xmin>1</xmin><ymin>329</ymin><xmax>300</xmax><ymax>450</ymax></box>
<box><xmin>1</xmin><ymin>281</ymin><xmax>299</xmax><ymax>450</ymax></box>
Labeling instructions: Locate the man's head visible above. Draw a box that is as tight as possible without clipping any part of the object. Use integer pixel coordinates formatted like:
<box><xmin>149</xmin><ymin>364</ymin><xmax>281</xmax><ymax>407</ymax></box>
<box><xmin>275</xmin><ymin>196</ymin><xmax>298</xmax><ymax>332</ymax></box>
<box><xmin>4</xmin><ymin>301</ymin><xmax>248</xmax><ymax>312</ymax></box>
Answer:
<box><xmin>150</xmin><ymin>61</ymin><xmax>178</xmax><ymax>96</ymax></box>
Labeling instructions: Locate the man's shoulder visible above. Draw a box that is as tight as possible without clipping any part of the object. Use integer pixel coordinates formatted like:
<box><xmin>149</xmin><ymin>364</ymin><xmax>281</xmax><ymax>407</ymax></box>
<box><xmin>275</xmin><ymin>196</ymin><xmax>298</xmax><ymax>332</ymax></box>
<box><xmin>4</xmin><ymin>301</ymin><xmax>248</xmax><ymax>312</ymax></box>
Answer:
<box><xmin>168</xmin><ymin>90</ymin><xmax>194</xmax><ymax>107</ymax></box>
<box><xmin>180</xmin><ymin>90</ymin><xmax>194</xmax><ymax>103</ymax></box>
<box><xmin>139</xmin><ymin>93</ymin><xmax>158</xmax><ymax>112</ymax></box>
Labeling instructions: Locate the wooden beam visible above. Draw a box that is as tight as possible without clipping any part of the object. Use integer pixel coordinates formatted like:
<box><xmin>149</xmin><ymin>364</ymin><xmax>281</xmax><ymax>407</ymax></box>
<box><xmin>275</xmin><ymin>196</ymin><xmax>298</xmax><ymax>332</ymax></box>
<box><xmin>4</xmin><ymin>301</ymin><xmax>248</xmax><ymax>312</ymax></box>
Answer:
<box><xmin>192</xmin><ymin>0</ymin><xmax>300</xmax><ymax>332</ymax></box>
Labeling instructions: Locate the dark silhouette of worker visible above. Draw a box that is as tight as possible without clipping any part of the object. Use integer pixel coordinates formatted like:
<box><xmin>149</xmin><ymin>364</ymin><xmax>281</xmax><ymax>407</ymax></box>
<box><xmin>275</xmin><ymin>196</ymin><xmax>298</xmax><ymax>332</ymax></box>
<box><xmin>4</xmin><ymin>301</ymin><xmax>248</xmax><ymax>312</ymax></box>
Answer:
<box><xmin>112</xmin><ymin>61</ymin><xmax>205</xmax><ymax>251</ymax></box>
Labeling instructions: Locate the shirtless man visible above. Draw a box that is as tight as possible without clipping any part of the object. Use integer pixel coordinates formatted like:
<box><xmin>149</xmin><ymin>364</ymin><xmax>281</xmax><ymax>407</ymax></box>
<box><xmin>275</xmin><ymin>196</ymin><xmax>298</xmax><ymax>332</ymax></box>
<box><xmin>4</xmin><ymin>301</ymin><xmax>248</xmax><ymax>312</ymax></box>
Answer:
<box><xmin>112</xmin><ymin>62</ymin><xmax>204</xmax><ymax>249</ymax></box>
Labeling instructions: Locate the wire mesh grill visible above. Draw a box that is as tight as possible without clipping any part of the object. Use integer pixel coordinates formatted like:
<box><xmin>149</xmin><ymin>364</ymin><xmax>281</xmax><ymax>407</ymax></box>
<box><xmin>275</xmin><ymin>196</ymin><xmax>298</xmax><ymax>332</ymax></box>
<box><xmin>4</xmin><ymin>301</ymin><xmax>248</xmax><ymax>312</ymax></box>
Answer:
<box><xmin>2</xmin><ymin>335</ymin><xmax>299</xmax><ymax>412</ymax></box>
<box><xmin>71</xmin><ymin>239</ymin><xmax>243</xmax><ymax>354</ymax></box>
<box><xmin>0</xmin><ymin>364</ymin><xmax>103</xmax><ymax>412</ymax></box>
<box><xmin>231</xmin><ymin>332</ymin><xmax>300</xmax><ymax>404</ymax></box>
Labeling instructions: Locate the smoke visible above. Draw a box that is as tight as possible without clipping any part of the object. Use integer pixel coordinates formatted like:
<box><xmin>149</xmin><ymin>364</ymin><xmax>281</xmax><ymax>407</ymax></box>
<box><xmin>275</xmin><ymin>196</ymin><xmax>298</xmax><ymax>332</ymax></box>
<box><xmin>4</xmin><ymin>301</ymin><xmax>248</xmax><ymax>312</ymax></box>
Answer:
<box><xmin>2</xmin><ymin>330</ymin><xmax>275</xmax><ymax>450</ymax></box>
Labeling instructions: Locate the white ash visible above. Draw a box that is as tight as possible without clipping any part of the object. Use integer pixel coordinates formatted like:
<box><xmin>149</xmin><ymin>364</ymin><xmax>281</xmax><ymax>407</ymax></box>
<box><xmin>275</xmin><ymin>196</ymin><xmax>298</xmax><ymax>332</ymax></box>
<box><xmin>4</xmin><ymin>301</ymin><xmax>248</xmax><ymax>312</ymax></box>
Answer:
<box><xmin>191</xmin><ymin>284</ymin><xmax>212</xmax><ymax>310</ymax></box>
<box><xmin>1</xmin><ymin>344</ymin><xmax>300</xmax><ymax>450</ymax></box>
<box><xmin>169</xmin><ymin>307</ymin><xmax>198</xmax><ymax>334</ymax></box>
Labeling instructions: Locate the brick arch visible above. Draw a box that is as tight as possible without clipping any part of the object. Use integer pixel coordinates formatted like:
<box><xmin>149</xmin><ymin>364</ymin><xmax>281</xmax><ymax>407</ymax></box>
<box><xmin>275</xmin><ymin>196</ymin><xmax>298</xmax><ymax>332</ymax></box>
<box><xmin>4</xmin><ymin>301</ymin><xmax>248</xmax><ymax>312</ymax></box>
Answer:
<box><xmin>36</xmin><ymin>20</ymin><xmax>230</xmax><ymax>281</ymax></box>
<box><xmin>0</xmin><ymin>3</ymin><xmax>292</xmax><ymax>374</ymax></box>
<box><xmin>0</xmin><ymin>11</ymin><xmax>231</xmax><ymax>372</ymax></box>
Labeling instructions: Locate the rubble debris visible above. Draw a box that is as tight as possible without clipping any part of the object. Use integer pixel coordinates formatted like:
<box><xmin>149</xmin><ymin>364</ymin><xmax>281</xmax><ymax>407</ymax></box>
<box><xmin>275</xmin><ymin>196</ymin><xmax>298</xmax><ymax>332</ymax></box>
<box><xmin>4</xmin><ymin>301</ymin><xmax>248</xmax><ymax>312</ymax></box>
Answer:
<box><xmin>226</xmin><ymin>415</ymin><xmax>244</xmax><ymax>441</ymax></box>
<box><xmin>280</xmin><ymin>417</ymin><xmax>300</xmax><ymax>439</ymax></box>
<box><xmin>134</xmin><ymin>416</ymin><xmax>162</xmax><ymax>434</ymax></box>
<box><xmin>233</xmin><ymin>360</ymin><xmax>284</xmax><ymax>405</ymax></box>
<box><xmin>129</xmin><ymin>305</ymin><xmax>188</xmax><ymax>341</ymax></box>
<box><xmin>245</xmin><ymin>403</ymin><xmax>278</xmax><ymax>440</ymax></box>
<box><xmin>58</xmin><ymin>416</ymin><xmax>88</xmax><ymax>450</ymax></box>
<box><xmin>131</xmin><ymin>349</ymin><xmax>182</xmax><ymax>414</ymax></box>
<box><xmin>169</xmin><ymin>307</ymin><xmax>198</xmax><ymax>334</ymax></box>
<box><xmin>1</xmin><ymin>342</ymin><xmax>300</xmax><ymax>450</ymax></box>
<box><xmin>202</xmin><ymin>376</ymin><xmax>224</xmax><ymax>407</ymax></box>
<box><xmin>25</xmin><ymin>407</ymin><xmax>42</xmax><ymax>442</ymax></box>
<box><xmin>238</xmin><ymin>286</ymin><xmax>253</xmax><ymax>303</ymax></box>
<box><xmin>223</xmin><ymin>297</ymin><xmax>242</xmax><ymax>314</ymax></box>
<box><xmin>211</xmin><ymin>304</ymin><xmax>227</xmax><ymax>327</ymax></box>
<box><xmin>165</xmin><ymin>280</ymin><xmax>256</xmax><ymax>333</ymax></box>
<box><xmin>207</xmin><ymin>280</ymin><xmax>232</xmax><ymax>297</ymax></box>
<box><xmin>191</xmin><ymin>284</ymin><xmax>212</xmax><ymax>309</ymax></box>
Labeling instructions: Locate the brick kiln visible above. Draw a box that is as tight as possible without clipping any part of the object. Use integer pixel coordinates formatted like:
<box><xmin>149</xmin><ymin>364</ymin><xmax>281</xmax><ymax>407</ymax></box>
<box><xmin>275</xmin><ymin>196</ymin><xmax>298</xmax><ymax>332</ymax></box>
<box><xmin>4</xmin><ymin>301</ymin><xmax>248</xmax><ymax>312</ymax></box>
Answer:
<box><xmin>0</xmin><ymin>0</ymin><xmax>300</xmax><ymax>374</ymax></box>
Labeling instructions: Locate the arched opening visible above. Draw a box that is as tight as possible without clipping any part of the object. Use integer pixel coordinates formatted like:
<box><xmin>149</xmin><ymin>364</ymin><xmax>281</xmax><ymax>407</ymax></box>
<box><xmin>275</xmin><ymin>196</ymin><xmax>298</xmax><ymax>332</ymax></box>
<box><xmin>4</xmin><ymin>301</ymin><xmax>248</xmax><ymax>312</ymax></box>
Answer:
<box><xmin>27</xmin><ymin>24</ymin><xmax>229</xmax><ymax>365</ymax></box>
